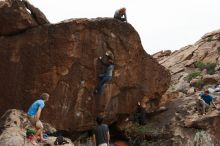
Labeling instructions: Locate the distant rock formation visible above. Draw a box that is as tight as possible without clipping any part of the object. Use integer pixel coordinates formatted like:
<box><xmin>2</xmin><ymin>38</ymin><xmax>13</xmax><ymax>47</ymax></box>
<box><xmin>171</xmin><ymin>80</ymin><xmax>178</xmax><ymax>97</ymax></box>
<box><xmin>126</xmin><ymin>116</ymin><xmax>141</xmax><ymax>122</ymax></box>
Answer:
<box><xmin>153</xmin><ymin>29</ymin><xmax>220</xmax><ymax>77</ymax></box>
<box><xmin>149</xmin><ymin>29</ymin><xmax>220</xmax><ymax>145</ymax></box>
<box><xmin>152</xmin><ymin>50</ymin><xmax>172</xmax><ymax>61</ymax></box>
<box><xmin>0</xmin><ymin>0</ymin><xmax>170</xmax><ymax>135</ymax></box>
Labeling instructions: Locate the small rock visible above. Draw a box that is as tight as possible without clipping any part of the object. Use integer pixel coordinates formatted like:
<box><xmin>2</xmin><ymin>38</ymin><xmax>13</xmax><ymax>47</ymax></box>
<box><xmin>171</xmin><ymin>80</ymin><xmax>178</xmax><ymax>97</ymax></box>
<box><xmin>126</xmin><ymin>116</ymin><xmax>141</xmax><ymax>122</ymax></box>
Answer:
<box><xmin>187</xmin><ymin>87</ymin><xmax>195</xmax><ymax>95</ymax></box>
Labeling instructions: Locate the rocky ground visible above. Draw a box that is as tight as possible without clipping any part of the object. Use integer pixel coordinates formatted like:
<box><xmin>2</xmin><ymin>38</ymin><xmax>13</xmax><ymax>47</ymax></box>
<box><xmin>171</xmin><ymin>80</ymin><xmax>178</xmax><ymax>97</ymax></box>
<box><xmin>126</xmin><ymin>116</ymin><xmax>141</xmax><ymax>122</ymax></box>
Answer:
<box><xmin>0</xmin><ymin>109</ymin><xmax>74</xmax><ymax>146</ymax></box>
<box><xmin>139</xmin><ymin>29</ymin><xmax>220</xmax><ymax>146</ymax></box>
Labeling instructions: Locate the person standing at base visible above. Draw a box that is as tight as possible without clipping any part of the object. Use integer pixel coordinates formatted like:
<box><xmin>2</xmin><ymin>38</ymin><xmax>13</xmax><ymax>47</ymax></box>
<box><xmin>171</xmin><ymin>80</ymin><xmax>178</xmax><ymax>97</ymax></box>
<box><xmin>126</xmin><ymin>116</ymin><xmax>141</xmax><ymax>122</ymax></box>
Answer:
<box><xmin>134</xmin><ymin>101</ymin><xmax>146</xmax><ymax>125</ymax></box>
<box><xmin>92</xmin><ymin>116</ymin><xmax>110</xmax><ymax>146</ymax></box>
<box><xmin>27</xmin><ymin>93</ymin><xmax>50</xmax><ymax>142</ymax></box>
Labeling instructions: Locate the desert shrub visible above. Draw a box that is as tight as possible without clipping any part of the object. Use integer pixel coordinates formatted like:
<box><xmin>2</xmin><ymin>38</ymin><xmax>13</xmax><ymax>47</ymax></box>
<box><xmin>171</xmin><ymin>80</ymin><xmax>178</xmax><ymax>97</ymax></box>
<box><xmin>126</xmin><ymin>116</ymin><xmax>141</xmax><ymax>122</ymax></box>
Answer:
<box><xmin>125</xmin><ymin>123</ymin><xmax>161</xmax><ymax>146</ymax></box>
<box><xmin>195</xmin><ymin>62</ymin><xmax>216</xmax><ymax>75</ymax></box>
<box><xmin>205</xmin><ymin>63</ymin><xmax>216</xmax><ymax>74</ymax></box>
<box><xmin>186</xmin><ymin>72</ymin><xmax>201</xmax><ymax>82</ymax></box>
<box><xmin>194</xmin><ymin>80</ymin><xmax>204</xmax><ymax>89</ymax></box>
<box><xmin>195</xmin><ymin>62</ymin><xmax>206</xmax><ymax>70</ymax></box>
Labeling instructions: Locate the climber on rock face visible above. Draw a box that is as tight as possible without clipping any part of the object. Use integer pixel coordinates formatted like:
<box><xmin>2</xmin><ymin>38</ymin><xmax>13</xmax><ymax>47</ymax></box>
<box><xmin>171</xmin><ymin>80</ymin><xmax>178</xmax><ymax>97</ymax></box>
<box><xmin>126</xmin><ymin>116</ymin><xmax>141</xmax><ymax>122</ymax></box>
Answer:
<box><xmin>27</xmin><ymin>93</ymin><xmax>50</xmax><ymax>142</ymax></box>
<box><xmin>197</xmin><ymin>90</ymin><xmax>216</xmax><ymax>115</ymax></box>
<box><xmin>114</xmin><ymin>7</ymin><xmax>127</xmax><ymax>22</ymax></box>
<box><xmin>94</xmin><ymin>51</ymin><xmax>115</xmax><ymax>94</ymax></box>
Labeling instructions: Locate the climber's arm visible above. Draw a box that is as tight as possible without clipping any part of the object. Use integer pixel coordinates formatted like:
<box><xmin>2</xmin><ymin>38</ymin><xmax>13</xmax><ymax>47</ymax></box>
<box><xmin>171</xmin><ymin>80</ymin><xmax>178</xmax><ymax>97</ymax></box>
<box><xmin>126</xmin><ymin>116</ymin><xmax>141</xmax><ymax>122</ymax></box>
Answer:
<box><xmin>98</xmin><ymin>56</ymin><xmax>108</xmax><ymax>66</ymax></box>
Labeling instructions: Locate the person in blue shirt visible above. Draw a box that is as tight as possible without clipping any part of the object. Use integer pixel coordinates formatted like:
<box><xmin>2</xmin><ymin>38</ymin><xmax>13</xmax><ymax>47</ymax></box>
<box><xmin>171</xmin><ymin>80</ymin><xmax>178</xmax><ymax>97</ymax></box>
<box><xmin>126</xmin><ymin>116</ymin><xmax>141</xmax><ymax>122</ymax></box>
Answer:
<box><xmin>114</xmin><ymin>7</ymin><xmax>127</xmax><ymax>22</ymax></box>
<box><xmin>198</xmin><ymin>90</ymin><xmax>216</xmax><ymax>115</ymax></box>
<box><xmin>27</xmin><ymin>93</ymin><xmax>50</xmax><ymax>142</ymax></box>
<box><xmin>94</xmin><ymin>51</ymin><xmax>115</xmax><ymax>94</ymax></box>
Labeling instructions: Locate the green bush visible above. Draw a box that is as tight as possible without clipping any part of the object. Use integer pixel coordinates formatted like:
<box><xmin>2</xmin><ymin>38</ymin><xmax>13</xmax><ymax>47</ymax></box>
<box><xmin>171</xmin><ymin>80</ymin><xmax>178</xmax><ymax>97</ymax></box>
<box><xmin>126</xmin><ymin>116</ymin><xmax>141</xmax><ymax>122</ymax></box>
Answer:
<box><xmin>217</xmin><ymin>46</ymin><xmax>220</xmax><ymax>55</ymax></box>
<box><xmin>194</xmin><ymin>80</ymin><xmax>204</xmax><ymax>89</ymax></box>
<box><xmin>195</xmin><ymin>62</ymin><xmax>216</xmax><ymax>75</ymax></box>
<box><xmin>205</xmin><ymin>63</ymin><xmax>216</xmax><ymax>75</ymax></box>
<box><xmin>125</xmin><ymin>123</ymin><xmax>160</xmax><ymax>146</ymax></box>
<box><xmin>195</xmin><ymin>62</ymin><xmax>206</xmax><ymax>70</ymax></box>
<box><xmin>186</xmin><ymin>72</ymin><xmax>201</xmax><ymax>82</ymax></box>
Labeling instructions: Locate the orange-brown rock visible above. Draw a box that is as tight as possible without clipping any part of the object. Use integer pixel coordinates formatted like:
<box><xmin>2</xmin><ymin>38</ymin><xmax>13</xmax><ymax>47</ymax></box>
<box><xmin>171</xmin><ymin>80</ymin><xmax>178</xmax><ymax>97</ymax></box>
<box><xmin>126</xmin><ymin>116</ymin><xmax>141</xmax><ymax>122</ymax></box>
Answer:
<box><xmin>0</xmin><ymin>0</ymin><xmax>170</xmax><ymax>134</ymax></box>
<box><xmin>0</xmin><ymin>0</ymin><xmax>49</xmax><ymax>36</ymax></box>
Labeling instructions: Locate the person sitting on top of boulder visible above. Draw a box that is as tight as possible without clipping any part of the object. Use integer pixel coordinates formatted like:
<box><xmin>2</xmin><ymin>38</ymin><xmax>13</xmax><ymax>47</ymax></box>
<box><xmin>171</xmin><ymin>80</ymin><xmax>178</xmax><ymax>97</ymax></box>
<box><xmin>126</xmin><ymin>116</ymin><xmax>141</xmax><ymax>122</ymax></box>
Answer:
<box><xmin>197</xmin><ymin>90</ymin><xmax>217</xmax><ymax>115</ymax></box>
<box><xmin>94</xmin><ymin>51</ymin><xmax>115</xmax><ymax>94</ymax></box>
<box><xmin>27</xmin><ymin>93</ymin><xmax>50</xmax><ymax>143</ymax></box>
<box><xmin>114</xmin><ymin>7</ymin><xmax>127</xmax><ymax>22</ymax></box>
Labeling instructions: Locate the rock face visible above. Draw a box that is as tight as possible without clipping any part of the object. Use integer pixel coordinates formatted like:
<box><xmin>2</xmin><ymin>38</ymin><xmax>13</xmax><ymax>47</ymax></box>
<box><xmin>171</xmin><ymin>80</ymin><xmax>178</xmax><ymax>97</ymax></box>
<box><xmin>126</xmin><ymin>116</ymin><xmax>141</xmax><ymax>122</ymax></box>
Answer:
<box><xmin>142</xmin><ymin>92</ymin><xmax>220</xmax><ymax>146</ymax></box>
<box><xmin>153</xmin><ymin>29</ymin><xmax>220</xmax><ymax>93</ymax></box>
<box><xmin>0</xmin><ymin>109</ymin><xmax>74</xmax><ymax>146</ymax></box>
<box><xmin>152</xmin><ymin>50</ymin><xmax>172</xmax><ymax>62</ymax></box>
<box><xmin>153</xmin><ymin>29</ymin><xmax>220</xmax><ymax>76</ymax></box>
<box><xmin>0</xmin><ymin>0</ymin><xmax>170</xmax><ymax>134</ymax></box>
<box><xmin>149</xmin><ymin>29</ymin><xmax>220</xmax><ymax>145</ymax></box>
<box><xmin>0</xmin><ymin>0</ymin><xmax>49</xmax><ymax>36</ymax></box>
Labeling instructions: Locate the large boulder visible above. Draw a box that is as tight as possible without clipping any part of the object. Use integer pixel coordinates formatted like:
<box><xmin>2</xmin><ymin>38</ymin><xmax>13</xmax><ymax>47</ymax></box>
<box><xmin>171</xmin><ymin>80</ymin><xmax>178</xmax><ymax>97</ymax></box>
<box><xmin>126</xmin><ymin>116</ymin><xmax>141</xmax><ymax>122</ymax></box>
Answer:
<box><xmin>0</xmin><ymin>0</ymin><xmax>170</xmax><ymax>134</ymax></box>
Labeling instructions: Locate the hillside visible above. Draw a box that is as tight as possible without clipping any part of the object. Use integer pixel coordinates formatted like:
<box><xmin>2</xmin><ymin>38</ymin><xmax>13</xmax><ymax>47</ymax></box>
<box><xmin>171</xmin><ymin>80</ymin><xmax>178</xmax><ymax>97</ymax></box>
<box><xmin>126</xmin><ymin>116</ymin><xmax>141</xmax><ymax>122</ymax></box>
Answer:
<box><xmin>145</xmin><ymin>29</ymin><xmax>220</xmax><ymax>145</ymax></box>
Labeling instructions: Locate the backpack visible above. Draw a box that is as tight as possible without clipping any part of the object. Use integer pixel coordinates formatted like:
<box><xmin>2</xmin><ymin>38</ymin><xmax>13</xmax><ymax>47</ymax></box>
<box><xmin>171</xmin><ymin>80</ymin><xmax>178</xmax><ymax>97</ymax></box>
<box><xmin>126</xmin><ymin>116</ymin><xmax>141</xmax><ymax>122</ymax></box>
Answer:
<box><xmin>54</xmin><ymin>135</ymin><xmax>69</xmax><ymax>145</ymax></box>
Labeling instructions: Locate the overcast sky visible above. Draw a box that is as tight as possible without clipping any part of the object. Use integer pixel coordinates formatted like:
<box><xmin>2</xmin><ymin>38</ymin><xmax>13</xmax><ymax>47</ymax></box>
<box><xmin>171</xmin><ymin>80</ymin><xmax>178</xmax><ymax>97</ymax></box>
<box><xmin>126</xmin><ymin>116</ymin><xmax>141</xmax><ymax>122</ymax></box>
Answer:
<box><xmin>29</xmin><ymin>0</ymin><xmax>220</xmax><ymax>54</ymax></box>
